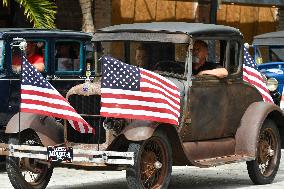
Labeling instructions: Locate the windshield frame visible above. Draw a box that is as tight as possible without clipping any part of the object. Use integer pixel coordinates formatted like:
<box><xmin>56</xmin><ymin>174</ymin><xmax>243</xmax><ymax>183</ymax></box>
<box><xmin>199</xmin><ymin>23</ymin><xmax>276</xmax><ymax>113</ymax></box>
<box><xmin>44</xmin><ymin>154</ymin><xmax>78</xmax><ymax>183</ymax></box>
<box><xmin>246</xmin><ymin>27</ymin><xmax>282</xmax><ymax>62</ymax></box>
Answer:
<box><xmin>0</xmin><ymin>40</ymin><xmax>4</xmax><ymax>71</ymax></box>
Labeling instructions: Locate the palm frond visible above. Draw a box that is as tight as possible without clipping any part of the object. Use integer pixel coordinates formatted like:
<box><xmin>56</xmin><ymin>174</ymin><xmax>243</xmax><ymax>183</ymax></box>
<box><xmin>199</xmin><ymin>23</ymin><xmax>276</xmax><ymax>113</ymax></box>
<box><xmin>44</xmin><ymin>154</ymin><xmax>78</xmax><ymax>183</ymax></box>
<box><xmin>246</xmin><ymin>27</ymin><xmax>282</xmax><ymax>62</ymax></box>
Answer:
<box><xmin>17</xmin><ymin>0</ymin><xmax>57</xmax><ymax>29</ymax></box>
<box><xmin>3</xmin><ymin>0</ymin><xmax>8</xmax><ymax>6</ymax></box>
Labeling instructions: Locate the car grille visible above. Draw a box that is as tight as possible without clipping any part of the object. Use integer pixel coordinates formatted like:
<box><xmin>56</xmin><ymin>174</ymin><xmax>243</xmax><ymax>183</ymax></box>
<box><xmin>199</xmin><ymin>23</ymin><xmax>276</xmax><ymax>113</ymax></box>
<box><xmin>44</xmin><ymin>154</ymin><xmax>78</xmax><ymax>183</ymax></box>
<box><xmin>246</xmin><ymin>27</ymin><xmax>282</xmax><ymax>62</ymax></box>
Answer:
<box><xmin>67</xmin><ymin>95</ymin><xmax>106</xmax><ymax>144</ymax></box>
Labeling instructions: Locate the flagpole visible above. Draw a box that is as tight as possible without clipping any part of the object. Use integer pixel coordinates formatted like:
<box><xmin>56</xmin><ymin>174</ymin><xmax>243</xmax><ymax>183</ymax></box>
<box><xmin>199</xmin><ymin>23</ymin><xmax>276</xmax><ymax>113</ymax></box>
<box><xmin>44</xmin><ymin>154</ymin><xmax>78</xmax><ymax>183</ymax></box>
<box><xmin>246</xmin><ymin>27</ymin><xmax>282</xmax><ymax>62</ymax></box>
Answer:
<box><xmin>13</xmin><ymin>38</ymin><xmax>27</xmax><ymax>143</ymax></box>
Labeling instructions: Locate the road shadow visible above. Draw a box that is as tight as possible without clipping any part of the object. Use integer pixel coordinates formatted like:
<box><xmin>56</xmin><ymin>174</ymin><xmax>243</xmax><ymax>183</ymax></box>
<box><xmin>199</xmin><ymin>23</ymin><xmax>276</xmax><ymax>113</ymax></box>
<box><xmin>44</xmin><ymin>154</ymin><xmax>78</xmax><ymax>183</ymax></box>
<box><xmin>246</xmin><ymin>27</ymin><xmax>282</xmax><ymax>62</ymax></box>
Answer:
<box><xmin>47</xmin><ymin>168</ymin><xmax>284</xmax><ymax>189</ymax></box>
<box><xmin>48</xmin><ymin>178</ymin><xmax>127</xmax><ymax>189</ymax></box>
<box><xmin>46</xmin><ymin>175</ymin><xmax>263</xmax><ymax>189</ymax></box>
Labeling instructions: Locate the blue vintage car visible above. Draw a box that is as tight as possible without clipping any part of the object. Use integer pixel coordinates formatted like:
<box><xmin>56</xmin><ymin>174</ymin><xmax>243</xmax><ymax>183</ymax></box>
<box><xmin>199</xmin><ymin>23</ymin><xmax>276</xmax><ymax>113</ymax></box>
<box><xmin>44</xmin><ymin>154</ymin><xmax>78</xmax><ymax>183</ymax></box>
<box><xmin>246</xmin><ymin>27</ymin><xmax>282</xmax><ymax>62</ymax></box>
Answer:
<box><xmin>252</xmin><ymin>31</ymin><xmax>284</xmax><ymax>106</ymax></box>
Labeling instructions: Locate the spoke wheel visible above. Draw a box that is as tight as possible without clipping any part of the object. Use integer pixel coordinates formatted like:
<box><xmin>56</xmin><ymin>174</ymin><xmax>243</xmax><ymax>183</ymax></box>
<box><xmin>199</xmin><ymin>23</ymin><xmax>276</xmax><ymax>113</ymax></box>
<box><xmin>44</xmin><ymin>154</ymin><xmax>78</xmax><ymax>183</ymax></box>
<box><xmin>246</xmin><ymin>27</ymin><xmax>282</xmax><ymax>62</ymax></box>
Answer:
<box><xmin>247</xmin><ymin>119</ymin><xmax>281</xmax><ymax>185</ymax></box>
<box><xmin>6</xmin><ymin>131</ymin><xmax>53</xmax><ymax>189</ymax></box>
<box><xmin>126</xmin><ymin>132</ymin><xmax>172</xmax><ymax>189</ymax></box>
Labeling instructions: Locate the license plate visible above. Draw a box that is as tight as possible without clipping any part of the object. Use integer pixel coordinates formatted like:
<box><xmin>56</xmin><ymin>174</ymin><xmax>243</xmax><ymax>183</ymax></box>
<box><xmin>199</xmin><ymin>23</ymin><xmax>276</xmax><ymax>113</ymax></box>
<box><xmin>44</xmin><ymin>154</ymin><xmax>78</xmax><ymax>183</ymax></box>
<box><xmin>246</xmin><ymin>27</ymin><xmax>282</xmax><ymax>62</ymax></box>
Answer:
<box><xmin>47</xmin><ymin>146</ymin><xmax>73</xmax><ymax>163</ymax></box>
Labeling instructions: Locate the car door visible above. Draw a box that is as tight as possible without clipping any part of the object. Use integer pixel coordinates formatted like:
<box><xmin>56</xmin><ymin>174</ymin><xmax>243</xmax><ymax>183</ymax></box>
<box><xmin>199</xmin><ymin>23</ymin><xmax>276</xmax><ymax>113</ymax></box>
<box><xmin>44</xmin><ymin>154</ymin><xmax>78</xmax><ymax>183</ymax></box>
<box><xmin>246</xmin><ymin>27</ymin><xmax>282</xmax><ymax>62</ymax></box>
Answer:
<box><xmin>181</xmin><ymin>39</ymin><xmax>233</xmax><ymax>141</ymax></box>
<box><xmin>189</xmin><ymin>76</ymin><xmax>230</xmax><ymax>141</ymax></box>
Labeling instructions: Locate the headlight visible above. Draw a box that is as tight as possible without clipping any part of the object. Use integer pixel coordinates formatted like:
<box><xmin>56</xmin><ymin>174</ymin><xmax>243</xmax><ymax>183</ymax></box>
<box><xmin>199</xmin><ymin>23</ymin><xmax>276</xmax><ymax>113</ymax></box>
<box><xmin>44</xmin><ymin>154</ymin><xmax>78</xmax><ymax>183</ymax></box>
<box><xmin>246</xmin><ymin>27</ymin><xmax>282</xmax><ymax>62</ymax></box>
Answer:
<box><xmin>267</xmin><ymin>78</ymin><xmax>278</xmax><ymax>92</ymax></box>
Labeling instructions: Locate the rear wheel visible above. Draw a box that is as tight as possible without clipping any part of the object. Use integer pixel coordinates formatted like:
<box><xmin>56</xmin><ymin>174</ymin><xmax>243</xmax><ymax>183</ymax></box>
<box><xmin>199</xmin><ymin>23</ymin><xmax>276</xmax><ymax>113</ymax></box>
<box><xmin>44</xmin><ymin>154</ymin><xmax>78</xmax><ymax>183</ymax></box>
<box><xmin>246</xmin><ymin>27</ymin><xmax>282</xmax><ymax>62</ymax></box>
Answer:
<box><xmin>6</xmin><ymin>131</ymin><xmax>53</xmax><ymax>189</ymax></box>
<box><xmin>126</xmin><ymin>132</ymin><xmax>172</xmax><ymax>189</ymax></box>
<box><xmin>247</xmin><ymin>119</ymin><xmax>281</xmax><ymax>185</ymax></box>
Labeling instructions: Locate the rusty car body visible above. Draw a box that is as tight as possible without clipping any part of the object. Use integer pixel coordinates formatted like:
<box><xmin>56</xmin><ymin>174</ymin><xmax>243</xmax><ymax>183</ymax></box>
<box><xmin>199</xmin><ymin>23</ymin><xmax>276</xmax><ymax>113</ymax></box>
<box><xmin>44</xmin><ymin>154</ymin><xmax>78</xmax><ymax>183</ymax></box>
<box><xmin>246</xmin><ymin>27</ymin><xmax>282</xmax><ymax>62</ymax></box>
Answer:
<box><xmin>0</xmin><ymin>22</ymin><xmax>283</xmax><ymax>189</ymax></box>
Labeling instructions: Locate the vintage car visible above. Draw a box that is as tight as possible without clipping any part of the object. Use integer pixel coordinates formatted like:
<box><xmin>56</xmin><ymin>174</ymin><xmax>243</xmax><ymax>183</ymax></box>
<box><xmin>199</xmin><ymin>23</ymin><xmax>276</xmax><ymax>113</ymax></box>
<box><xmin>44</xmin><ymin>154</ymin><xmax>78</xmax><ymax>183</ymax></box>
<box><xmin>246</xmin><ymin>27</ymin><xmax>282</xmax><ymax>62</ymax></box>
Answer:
<box><xmin>252</xmin><ymin>31</ymin><xmax>284</xmax><ymax>106</ymax></box>
<box><xmin>0</xmin><ymin>23</ymin><xmax>284</xmax><ymax>189</ymax></box>
<box><xmin>0</xmin><ymin>28</ymin><xmax>94</xmax><ymax>147</ymax></box>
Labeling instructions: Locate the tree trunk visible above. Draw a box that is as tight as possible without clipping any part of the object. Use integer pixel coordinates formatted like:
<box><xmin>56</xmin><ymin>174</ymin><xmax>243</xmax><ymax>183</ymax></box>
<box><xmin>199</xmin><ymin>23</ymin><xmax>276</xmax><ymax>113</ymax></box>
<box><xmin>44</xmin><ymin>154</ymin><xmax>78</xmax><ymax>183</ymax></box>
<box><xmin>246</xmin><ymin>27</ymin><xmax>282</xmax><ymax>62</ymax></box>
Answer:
<box><xmin>79</xmin><ymin>0</ymin><xmax>95</xmax><ymax>33</ymax></box>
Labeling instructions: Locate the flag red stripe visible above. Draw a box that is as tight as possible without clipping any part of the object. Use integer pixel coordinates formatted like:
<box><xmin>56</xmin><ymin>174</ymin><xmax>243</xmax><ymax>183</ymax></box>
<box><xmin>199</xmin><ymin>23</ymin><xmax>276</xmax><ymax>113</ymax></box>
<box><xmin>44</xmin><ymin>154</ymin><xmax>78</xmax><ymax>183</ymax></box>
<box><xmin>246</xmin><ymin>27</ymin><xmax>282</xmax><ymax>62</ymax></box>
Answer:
<box><xmin>141</xmin><ymin>86</ymin><xmax>180</xmax><ymax>106</ymax></box>
<box><xmin>71</xmin><ymin>121</ymin><xmax>81</xmax><ymax>132</ymax></box>
<box><xmin>243</xmin><ymin>74</ymin><xmax>271</xmax><ymax>95</ymax></box>
<box><xmin>141</xmin><ymin>70</ymin><xmax>178</xmax><ymax>91</ymax></box>
<box><xmin>243</xmin><ymin>67</ymin><xmax>264</xmax><ymax>82</ymax></box>
<box><xmin>141</xmin><ymin>77</ymin><xmax>180</xmax><ymax>99</ymax></box>
<box><xmin>243</xmin><ymin>75</ymin><xmax>272</xmax><ymax>102</ymax></box>
<box><xmin>101</xmin><ymin>111</ymin><xmax>178</xmax><ymax>125</ymax></box>
<box><xmin>21</xmin><ymin>99</ymin><xmax>77</xmax><ymax>113</ymax></box>
<box><xmin>101</xmin><ymin>102</ymin><xmax>178</xmax><ymax>117</ymax></box>
<box><xmin>21</xmin><ymin>89</ymin><xmax>69</xmax><ymax>103</ymax></box>
<box><xmin>21</xmin><ymin>108</ymin><xmax>91</xmax><ymax>130</ymax></box>
<box><xmin>101</xmin><ymin>93</ymin><xmax>180</xmax><ymax>112</ymax></box>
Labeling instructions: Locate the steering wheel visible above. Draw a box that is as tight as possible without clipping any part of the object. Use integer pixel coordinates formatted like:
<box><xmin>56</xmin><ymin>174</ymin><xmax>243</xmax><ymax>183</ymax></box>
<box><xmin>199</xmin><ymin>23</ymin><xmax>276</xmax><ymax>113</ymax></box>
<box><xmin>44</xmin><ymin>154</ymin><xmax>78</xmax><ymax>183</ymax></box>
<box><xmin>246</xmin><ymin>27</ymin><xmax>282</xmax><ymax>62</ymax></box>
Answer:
<box><xmin>154</xmin><ymin>60</ymin><xmax>185</xmax><ymax>74</ymax></box>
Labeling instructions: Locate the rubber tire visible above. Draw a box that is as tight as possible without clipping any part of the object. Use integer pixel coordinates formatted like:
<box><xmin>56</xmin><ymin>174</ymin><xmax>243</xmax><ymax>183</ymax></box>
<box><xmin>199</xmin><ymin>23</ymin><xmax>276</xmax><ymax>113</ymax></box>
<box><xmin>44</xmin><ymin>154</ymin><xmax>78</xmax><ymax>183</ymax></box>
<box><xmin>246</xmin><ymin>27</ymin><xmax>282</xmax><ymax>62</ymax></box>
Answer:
<box><xmin>126</xmin><ymin>132</ymin><xmax>172</xmax><ymax>189</ymax></box>
<box><xmin>0</xmin><ymin>133</ymin><xmax>6</xmax><ymax>163</ymax></box>
<box><xmin>246</xmin><ymin>119</ymin><xmax>281</xmax><ymax>185</ymax></box>
<box><xmin>6</xmin><ymin>131</ymin><xmax>53</xmax><ymax>189</ymax></box>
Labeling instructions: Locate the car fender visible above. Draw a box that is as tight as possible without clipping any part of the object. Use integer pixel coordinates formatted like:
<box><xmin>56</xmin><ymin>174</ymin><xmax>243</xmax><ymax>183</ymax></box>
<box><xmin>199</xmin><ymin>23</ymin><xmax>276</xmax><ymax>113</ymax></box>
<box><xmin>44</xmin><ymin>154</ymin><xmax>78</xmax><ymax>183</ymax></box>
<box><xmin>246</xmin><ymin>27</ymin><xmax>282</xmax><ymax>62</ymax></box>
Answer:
<box><xmin>235</xmin><ymin>101</ymin><xmax>284</xmax><ymax>157</ymax></box>
<box><xmin>5</xmin><ymin>112</ymin><xmax>64</xmax><ymax>146</ymax></box>
<box><xmin>122</xmin><ymin>120</ymin><xmax>159</xmax><ymax>141</ymax></box>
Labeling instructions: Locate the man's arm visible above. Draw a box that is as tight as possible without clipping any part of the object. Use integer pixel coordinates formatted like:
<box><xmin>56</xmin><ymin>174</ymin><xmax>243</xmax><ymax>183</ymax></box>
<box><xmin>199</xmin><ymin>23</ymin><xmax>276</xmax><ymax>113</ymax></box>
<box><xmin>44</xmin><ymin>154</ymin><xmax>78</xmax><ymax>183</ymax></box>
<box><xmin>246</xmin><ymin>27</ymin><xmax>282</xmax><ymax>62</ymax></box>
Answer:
<box><xmin>33</xmin><ymin>63</ymin><xmax>45</xmax><ymax>72</ymax></box>
<box><xmin>197</xmin><ymin>68</ymin><xmax>228</xmax><ymax>78</ymax></box>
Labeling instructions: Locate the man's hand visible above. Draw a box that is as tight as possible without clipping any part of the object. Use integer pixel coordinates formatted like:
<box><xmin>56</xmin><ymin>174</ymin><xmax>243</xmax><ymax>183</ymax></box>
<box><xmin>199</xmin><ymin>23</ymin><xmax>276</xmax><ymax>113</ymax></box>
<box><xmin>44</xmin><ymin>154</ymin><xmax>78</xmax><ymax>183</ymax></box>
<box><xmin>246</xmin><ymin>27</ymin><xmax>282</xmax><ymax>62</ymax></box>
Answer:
<box><xmin>197</xmin><ymin>68</ymin><xmax>228</xmax><ymax>78</ymax></box>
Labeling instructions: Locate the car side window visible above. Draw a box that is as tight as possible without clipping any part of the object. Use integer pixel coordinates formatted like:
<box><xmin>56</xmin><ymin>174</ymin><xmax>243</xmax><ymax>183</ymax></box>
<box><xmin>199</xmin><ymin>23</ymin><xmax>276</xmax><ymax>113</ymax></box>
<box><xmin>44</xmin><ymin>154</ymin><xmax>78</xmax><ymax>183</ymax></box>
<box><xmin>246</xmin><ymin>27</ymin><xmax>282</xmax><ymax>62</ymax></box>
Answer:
<box><xmin>12</xmin><ymin>40</ymin><xmax>46</xmax><ymax>73</ymax></box>
<box><xmin>55</xmin><ymin>41</ymin><xmax>81</xmax><ymax>72</ymax></box>
<box><xmin>228</xmin><ymin>40</ymin><xmax>240</xmax><ymax>74</ymax></box>
<box><xmin>191</xmin><ymin>39</ymin><xmax>229</xmax><ymax>78</ymax></box>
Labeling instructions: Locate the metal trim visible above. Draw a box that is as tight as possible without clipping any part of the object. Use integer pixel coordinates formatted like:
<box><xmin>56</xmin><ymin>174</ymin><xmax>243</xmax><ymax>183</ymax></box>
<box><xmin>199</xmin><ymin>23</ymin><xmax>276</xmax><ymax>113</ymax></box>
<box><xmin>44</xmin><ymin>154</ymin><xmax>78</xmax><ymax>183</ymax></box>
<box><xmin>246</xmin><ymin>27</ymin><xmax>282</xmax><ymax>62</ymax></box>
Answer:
<box><xmin>0</xmin><ymin>143</ymin><xmax>134</xmax><ymax>165</ymax></box>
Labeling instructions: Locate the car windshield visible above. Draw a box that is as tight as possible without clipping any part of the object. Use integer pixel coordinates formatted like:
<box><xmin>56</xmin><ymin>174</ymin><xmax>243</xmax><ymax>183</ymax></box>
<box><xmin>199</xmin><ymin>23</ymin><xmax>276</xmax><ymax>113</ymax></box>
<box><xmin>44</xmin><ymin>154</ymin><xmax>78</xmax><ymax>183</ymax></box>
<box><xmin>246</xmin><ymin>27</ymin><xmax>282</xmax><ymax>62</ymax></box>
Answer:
<box><xmin>0</xmin><ymin>40</ymin><xmax>3</xmax><ymax>70</ymax></box>
<box><xmin>95</xmin><ymin>41</ymin><xmax>188</xmax><ymax>76</ymax></box>
<box><xmin>255</xmin><ymin>46</ymin><xmax>284</xmax><ymax>64</ymax></box>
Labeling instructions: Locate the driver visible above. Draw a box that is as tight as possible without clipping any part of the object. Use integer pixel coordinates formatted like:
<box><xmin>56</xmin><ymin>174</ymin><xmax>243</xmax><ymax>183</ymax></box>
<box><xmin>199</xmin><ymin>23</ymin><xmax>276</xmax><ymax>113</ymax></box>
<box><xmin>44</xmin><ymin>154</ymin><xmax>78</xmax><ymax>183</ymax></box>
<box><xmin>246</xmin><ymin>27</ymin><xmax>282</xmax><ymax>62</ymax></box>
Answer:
<box><xmin>192</xmin><ymin>40</ymin><xmax>228</xmax><ymax>78</ymax></box>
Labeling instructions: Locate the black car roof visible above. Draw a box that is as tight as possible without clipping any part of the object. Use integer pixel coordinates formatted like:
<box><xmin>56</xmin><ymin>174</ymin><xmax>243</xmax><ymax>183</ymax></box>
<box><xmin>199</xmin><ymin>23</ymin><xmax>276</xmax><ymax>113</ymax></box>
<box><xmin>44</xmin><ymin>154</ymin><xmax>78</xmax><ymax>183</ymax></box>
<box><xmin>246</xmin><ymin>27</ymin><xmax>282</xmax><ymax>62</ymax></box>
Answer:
<box><xmin>0</xmin><ymin>28</ymin><xmax>92</xmax><ymax>39</ymax></box>
<box><xmin>93</xmin><ymin>22</ymin><xmax>242</xmax><ymax>43</ymax></box>
<box><xmin>253</xmin><ymin>31</ymin><xmax>284</xmax><ymax>46</ymax></box>
<box><xmin>98</xmin><ymin>22</ymin><xmax>241</xmax><ymax>36</ymax></box>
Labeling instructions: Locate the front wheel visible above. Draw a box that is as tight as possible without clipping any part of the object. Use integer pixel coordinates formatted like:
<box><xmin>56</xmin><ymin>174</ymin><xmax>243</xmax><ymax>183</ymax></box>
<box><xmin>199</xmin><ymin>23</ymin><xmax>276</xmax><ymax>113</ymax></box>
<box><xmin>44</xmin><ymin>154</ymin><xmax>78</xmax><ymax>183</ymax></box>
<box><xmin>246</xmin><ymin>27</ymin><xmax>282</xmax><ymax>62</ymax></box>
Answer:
<box><xmin>247</xmin><ymin>119</ymin><xmax>281</xmax><ymax>185</ymax></box>
<box><xmin>6</xmin><ymin>131</ymin><xmax>53</xmax><ymax>189</ymax></box>
<box><xmin>126</xmin><ymin>132</ymin><xmax>172</xmax><ymax>189</ymax></box>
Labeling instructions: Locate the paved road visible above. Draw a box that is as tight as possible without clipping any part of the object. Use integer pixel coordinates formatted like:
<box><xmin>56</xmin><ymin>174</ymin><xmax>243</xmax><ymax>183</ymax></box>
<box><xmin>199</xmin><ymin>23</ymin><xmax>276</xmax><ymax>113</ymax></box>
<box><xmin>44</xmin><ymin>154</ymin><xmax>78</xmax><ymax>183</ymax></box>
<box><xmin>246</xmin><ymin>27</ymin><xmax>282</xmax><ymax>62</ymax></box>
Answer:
<box><xmin>1</xmin><ymin>151</ymin><xmax>284</xmax><ymax>189</ymax></box>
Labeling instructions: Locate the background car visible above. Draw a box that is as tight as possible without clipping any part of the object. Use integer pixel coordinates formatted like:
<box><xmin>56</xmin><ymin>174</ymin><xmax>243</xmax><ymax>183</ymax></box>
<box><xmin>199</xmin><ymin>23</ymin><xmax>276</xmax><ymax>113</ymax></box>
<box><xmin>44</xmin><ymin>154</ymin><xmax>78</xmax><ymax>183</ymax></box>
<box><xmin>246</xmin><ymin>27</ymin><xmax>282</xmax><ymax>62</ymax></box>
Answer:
<box><xmin>252</xmin><ymin>31</ymin><xmax>284</xmax><ymax>106</ymax></box>
<box><xmin>0</xmin><ymin>29</ymin><xmax>94</xmax><ymax>146</ymax></box>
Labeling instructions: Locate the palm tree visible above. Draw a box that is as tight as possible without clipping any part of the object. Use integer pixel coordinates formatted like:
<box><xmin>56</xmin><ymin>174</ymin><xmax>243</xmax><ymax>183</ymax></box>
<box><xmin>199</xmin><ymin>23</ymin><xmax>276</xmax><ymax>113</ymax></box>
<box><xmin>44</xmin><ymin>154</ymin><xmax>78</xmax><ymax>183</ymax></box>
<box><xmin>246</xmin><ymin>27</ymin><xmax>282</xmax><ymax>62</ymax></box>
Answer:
<box><xmin>79</xmin><ymin>0</ymin><xmax>94</xmax><ymax>33</ymax></box>
<box><xmin>2</xmin><ymin>0</ymin><xmax>57</xmax><ymax>29</ymax></box>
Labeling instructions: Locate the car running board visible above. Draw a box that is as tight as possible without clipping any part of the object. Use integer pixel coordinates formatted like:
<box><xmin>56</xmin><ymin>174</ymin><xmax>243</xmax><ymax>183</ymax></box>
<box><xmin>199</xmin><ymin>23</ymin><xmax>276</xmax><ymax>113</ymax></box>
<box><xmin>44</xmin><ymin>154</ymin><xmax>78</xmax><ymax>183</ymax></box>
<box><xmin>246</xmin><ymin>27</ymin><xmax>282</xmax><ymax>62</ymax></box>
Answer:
<box><xmin>194</xmin><ymin>154</ymin><xmax>255</xmax><ymax>167</ymax></box>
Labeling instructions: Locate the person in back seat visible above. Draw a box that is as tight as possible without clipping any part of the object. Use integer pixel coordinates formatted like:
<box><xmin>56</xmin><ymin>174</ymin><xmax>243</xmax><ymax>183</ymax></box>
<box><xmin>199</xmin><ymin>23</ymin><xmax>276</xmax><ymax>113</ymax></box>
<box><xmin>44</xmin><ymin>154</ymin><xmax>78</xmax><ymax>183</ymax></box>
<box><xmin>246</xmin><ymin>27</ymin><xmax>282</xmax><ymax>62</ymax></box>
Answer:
<box><xmin>135</xmin><ymin>44</ymin><xmax>150</xmax><ymax>69</ymax></box>
<box><xmin>192</xmin><ymin>40</ymin><xmax>228</xmax><ymax>78</ymax></box>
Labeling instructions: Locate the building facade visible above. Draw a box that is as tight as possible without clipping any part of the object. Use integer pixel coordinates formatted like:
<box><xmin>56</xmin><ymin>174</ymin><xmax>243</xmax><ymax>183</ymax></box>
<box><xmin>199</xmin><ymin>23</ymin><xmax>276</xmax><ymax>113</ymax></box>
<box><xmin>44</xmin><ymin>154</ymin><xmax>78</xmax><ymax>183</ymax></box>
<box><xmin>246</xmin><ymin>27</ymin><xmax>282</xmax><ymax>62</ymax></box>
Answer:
<box><xmin>0</xmin><ymin>0</ymin><xmax>282</xmax><ymax>43</ymax></box>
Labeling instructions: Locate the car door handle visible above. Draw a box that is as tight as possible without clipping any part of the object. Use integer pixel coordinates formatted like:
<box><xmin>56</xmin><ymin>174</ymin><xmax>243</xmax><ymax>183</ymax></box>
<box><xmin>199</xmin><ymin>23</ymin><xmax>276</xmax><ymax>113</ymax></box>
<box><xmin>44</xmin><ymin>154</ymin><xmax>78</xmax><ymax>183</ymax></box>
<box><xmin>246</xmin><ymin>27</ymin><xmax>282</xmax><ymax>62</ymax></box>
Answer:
<box><xmin>46</xmin><ymin>75</ymin><xmax>52</xmax><ymax>80</ymax></box>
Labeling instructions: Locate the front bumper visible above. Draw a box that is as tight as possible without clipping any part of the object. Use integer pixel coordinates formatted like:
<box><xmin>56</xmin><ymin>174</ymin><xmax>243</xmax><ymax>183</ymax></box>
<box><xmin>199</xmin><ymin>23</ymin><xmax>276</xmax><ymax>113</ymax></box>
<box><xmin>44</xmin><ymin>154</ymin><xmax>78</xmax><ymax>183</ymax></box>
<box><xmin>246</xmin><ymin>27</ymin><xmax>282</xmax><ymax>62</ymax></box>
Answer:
<box><xmin>0</xmin><ymin>143</ymin><xmax>134</xmax><ymax>165</ymax></box>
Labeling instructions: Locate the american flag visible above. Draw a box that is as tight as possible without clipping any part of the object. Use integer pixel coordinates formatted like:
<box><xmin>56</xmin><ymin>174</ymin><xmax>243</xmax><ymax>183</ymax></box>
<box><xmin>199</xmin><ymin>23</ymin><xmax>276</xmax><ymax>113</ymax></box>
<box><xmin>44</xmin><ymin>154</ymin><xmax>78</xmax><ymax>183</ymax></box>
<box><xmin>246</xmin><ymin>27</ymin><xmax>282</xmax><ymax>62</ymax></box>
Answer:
<box><xmin>20</xmin><ymin>57</ymin><xmax>94</xmax><ymax>134</ymax></box>
<box><xmin>100</xmin><ymin>56</ymin><xmax>180</xmax><ymax>125</ymax></box>
<box><xmin>243</xmin><ymin>48</ymin><xmax>273</xmax><ymax>103</ymax></box>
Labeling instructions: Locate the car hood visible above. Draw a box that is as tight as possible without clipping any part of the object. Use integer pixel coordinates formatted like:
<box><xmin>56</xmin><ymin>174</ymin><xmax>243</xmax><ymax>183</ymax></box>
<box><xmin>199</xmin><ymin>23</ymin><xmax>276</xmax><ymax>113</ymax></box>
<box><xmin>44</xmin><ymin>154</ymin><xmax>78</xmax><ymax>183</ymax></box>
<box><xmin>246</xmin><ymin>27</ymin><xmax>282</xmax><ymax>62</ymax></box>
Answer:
<box><xmin>258</xmin><ymin>62</ymin><xmax>284</xmax><ymax>81</ymax></box>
